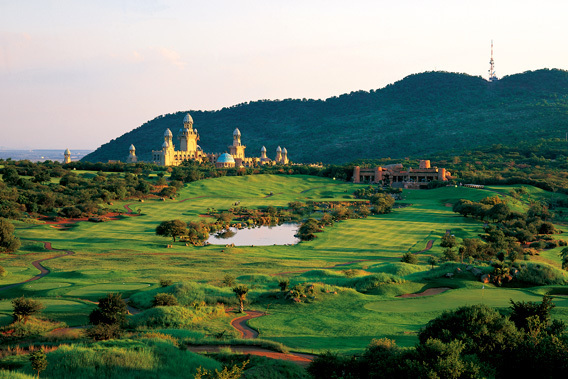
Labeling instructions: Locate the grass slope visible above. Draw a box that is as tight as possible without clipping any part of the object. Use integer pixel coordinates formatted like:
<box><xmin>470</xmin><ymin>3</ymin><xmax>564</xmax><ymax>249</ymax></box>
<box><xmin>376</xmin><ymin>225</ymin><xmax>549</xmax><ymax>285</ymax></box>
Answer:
<box><xmin>83</xmin><ymin>69</ymin><xmax>568</xmax><ymax>163</ymax></box>
<box><xmin>1</xmin><ymin>175</ymin><xmax>567</xmax><ymax>353</ymax></box>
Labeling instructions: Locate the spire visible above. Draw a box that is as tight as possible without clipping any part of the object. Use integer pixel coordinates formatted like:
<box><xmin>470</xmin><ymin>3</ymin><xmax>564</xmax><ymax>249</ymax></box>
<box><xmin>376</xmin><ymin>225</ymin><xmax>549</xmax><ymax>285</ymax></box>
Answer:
<box><xmin>488</xmin><ymin>40</ymin><xmax>498</xmax><ymax>82</ymax></box>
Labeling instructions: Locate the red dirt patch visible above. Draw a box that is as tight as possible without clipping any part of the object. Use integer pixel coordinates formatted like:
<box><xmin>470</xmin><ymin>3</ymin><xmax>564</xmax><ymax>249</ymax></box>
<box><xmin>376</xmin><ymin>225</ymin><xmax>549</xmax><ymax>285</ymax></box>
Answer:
<box><xmin>397</xmin><ymin>287</ymin><xmax>452</xmax><ymax>298</ymax></box>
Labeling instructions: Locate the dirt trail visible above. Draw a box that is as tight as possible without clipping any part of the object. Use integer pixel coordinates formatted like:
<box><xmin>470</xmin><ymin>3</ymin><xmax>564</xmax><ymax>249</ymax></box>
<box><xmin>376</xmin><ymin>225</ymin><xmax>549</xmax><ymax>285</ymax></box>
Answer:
<box><xmin>0</xmin><ymin>242</ymin><xmax>74</xmax><ymax>292</ymax></box>
<box><xmin>416</xmin><ymin>240</ymin><xmax>434</xmax><ymax>254</ymax></box>
<box><xmin>397</xmin><ymin>287</ymin><xmax>452</xmax><ymax>298</ymax></box>
<box><xmin>189</xmin><ymin>309</ymin><xmax>315</xmax><ymax>366</ymax></box>
<box><xmin>187</xmin><ymin>345</ymin><xmax>314</xmax><ymax>367</ymax></box>
<box><xmin>231</xmin><ymin>310</ymin><xmax>265</xmax><ymax>338</ymax></box>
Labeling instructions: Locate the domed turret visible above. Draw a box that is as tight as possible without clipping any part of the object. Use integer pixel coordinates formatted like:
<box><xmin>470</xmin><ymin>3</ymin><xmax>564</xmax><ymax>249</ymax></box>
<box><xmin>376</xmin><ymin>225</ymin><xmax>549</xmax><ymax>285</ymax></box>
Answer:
<box><xmin>183</xmin><ymin>113</ymin><xmax>193</xmax><ymax>124</ymax></box>
<box><xmin>216</xmin><ymin>152</ymin><xmax>236</xmax><ymax>168</ymax></box>
<box><xmin>162</xmin><ymin>141</ymin><xmax>168</xmax><ymax>149</ymax></box>
<box><xmin>127</xmin><ymin>144</ymin><xmax>137</xmax><ymax>163</ymax></box>
<box><xmin>164</xmin><ymin>129</ymin><xmax>173</xmax><ymax>137</ymax></box>
<box><xmin>217</xmin><ymin>153</ymin><xmax>235</xmax><ymax>164</ymax></box>
<box><xmin>276</xmin><ymin>146</ymin><xmax>282</xmax><ymax>152</ymax></box>
<box><xmin>260</xmin><ymin>146</ymin><xmax>267</xmax><ymax>159</ymax></box>
<box><xmin>233</xmin><ymin>128</ymin><xmax>241</xmax><ymax>137</ymax></box>
<box><xmin>282</xmin><ymin>147</ymin><xmax>287</xmax><ymax>154</ymax></box>
<box><xmin>64</xmin><ymin>148</ymin><xmax>71</xmax><ymax>164</ymax></box>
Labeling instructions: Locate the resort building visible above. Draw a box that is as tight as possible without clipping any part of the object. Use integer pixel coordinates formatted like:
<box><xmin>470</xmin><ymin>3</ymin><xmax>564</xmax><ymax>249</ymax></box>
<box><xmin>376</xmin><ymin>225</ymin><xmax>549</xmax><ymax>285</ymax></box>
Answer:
<box><xmin>353</xmin><ymin>160</ymin><xmax>452</xmax><ymax>188</ymax></box>
<box><xmin>149</xmin><ymin>113</ymin><xmax>290</xmax><ymax>167</ymax></box>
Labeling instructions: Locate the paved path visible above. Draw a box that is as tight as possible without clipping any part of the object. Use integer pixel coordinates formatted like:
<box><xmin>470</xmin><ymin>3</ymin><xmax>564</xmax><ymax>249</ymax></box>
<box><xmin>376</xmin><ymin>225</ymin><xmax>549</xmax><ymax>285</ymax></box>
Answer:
<box><xmin>0</xmin><ymin>242</ymin><xmax>74</xmax><ymax>292</ymax></box>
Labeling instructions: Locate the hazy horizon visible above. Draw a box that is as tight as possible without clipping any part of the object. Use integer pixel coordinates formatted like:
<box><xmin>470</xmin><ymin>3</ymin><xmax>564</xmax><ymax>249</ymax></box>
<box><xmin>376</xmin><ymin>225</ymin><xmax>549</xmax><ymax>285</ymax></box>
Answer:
<box><xmin>2</xmin><ymin>0</ymin><xmax>567</xmax><ymax>150</ymax></box>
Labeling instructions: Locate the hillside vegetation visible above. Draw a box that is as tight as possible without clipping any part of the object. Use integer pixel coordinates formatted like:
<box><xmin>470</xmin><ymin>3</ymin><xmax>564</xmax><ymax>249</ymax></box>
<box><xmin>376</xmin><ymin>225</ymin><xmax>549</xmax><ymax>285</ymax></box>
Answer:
<box><xmin>83</xmin><ymin>69</ymin><xmax>568</xmax><ymax>164</ymax></box>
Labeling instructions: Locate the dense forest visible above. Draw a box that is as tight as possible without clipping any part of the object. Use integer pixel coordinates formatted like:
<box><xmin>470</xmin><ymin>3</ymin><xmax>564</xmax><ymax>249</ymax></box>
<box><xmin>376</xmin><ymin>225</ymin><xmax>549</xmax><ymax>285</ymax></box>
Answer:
<box><xmin>83</xmin><ymin>69</ymin><xmax>568</xmax><ymax>164</ymax></box>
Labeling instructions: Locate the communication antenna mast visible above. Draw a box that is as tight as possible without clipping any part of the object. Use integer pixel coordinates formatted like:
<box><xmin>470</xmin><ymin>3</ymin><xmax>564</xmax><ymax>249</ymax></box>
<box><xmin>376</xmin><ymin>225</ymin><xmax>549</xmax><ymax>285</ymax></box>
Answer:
<box><xmin>488</xmin><ymin>40</ymin><xmax>498</xmax><ymax>82</ymax></box>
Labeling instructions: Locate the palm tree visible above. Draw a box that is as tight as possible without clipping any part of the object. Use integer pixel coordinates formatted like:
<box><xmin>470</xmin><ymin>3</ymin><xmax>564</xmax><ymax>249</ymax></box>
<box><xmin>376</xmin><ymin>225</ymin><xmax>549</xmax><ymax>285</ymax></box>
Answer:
<box><xmin>233</xmin><ymin>285</ymin><xmax>249</xmax><ymax>313</ymax></box>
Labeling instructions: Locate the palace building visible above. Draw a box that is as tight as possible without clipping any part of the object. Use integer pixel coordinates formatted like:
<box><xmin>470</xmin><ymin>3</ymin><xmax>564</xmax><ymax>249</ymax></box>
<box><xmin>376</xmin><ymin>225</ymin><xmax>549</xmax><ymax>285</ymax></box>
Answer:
<box><xmin>149</xmin><ymin>113</ymin><xmax>289</xmax><ymax>167</ymax></box>
<box><xmin>353</xmin><ymin>160</ymin><xmax>451</xmax><ymax>188</ymax></box>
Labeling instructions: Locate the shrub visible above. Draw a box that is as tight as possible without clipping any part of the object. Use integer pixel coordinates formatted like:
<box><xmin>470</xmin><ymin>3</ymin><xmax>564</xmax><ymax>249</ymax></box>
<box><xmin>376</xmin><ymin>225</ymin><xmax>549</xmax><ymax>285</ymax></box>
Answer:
<box><xmin>278</xmin><ymin>279</ymin><xmax>289</xmax><ymax>291</ymax></box>
<box><xmin>153</xmin><ymin>293</ymin><xmax>178</xmax><ymax>307</ymax></box>
<box><xmin>90</xmin><ymin>293</ymin><xmax>127</xmax><ymax>326</ymax></box>
<box><xmin>159</xmin><ymin>279</ymin><xmax>173</xmax><ymax>287</ymax></box>
<box><xmin>140</xmin><ymin>332</ymin><xmax>179</xmax><ymax>347</ymax></box>
<box><xmin>0</xmin><ymin>265</ymin><xmax>6</xmax><ymax>277</ymax></box>
<box><xmin>514</xmin><ymin>262</ymin><xmax>566</xmax><ymax>286</ymax></box>
<box><xmin>347</xmin><ymin>273</ymin><xmax>405</xmax><ymax>293</ymax></box>
<box><xmin>130</xmin><ymin>305</ymin><xmax>225</xmax><ymax>329</ymax></box>
<box><xmin>529</xmin><ymin>240</ymin><xmax>546</xmax><ymax>250</ymax></box>
<box><xmin>85</xmin><ymin>323</ymin><xmax>122</xmax><ymax>341</ymax></box>
<box><xmin>7</xmin><ymin>318</ymin><xmax>66</xmax><ymax>338</ymax></box>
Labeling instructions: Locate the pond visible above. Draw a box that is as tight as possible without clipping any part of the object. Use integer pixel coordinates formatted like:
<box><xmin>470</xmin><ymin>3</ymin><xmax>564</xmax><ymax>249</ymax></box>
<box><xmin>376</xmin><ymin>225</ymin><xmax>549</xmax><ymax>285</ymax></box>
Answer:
<box><xmin>206</xmin><ymin>223</ymin><xmax>300</xmax><ymax>246</ymax></box>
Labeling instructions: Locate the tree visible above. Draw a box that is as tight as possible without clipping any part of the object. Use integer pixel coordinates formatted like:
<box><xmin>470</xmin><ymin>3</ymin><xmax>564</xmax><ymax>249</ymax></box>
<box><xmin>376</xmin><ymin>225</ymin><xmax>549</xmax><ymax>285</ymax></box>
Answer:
<box><xmin>89</xmin><ymin>293</ymin><xmax>128</xmax><ymax>326</ymax></box>
<box><xmin>12</xmin><ymin>297</ymin><xmax>44</xmax><ymax>323</ymax></box>
<box><xmin>443</xmin><ymin>248</ymin><xmax>459</xmax><ymax>262</ymax></box>
<box><xmin>297</xmin><ymin>218</ymin><xmax>321</xmax><ymax>241</ymax></box>
<box><xmin>0</xmin><ymin>265</ymin><xmax>6</xmax><ymax>277</ymax></box>
<box><xmin>29</xmin><ymin>348</ymin><xmax>48</xmax><ymax>378</ymax></box>
<box><xmin>427</xmin><ymin>256</ymin><xmax>438</xmax><ymax>269</ymax></box>
<box><xmin>440</xmin><ymin>234</ymin><xmax>457</xmax><ymax>248</ymax></box>
<box><xmin>370</xmin><ymin>193</ymin><xmax>395</xmax><ymax>214</ymax></box>
<box><xmin>155</xmin><ymin>219</ymin><xmax>187</xmax><ymax>242</ymax></box>
<box><xmin>233</xmin><ymin>285</ymin><xmax>249</xmax><ymax>313</ymax></box>
<box><xmin>401</xmin><ymin>252</ymin><xmax>418</xmax><ymax>264</ymax></box>
<box><xmin>560</xmin><ymin>247</ymin><xmax>568</xmax><ymax>270</ymax></box>
<box><xmin>419</xmin><ymin>304</ymin><xmax>519</xmax><ymax>366</ymax></box>
<box><xmin>0</xmin><ymin>218</ymin><xmax>21</xmax><ymax>253</ymax></box>
<box><xmin>487</xmin><ymin>203</ymin><xmax>511</xmax><ymax>223</ymax></box>
<box><xmin>509</xmin><ymin>295</ymin><xmax>555</xmax><ymax>332</ymax></box>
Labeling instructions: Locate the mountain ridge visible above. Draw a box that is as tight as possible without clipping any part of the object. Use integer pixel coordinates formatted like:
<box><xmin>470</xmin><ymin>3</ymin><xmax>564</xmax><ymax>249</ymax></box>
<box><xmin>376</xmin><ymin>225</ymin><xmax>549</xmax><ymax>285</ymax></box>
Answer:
<box><xmin>82</xmin><ymin>69</ymin><xmax>568</xmax><ymax>164</ymax></box>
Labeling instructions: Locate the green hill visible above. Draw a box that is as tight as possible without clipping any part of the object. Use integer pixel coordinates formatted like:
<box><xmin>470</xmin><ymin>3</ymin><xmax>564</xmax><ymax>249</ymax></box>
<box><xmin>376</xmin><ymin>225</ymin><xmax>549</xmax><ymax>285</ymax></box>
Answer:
<box><xmin>82</xmin><ymin>69</ymin><xmax>568</xmax><ymax>164</ymax></box>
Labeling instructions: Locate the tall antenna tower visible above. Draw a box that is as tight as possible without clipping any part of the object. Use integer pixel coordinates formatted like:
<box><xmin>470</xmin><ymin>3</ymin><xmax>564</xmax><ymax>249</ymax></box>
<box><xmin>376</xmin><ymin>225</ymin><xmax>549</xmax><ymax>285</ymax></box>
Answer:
<box><xmin>488</xmin><ymin>40</ymin><xmax>498</xmax><ymax>82</ymax></box>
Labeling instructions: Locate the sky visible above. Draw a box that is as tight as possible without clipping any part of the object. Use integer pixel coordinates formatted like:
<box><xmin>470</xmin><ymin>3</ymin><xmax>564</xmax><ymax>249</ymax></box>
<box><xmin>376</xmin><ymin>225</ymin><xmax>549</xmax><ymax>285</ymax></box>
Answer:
<box><xmin>1</xmin><ymin>0</ymin><xmax>567</xmax><ymax>150</ymax></box>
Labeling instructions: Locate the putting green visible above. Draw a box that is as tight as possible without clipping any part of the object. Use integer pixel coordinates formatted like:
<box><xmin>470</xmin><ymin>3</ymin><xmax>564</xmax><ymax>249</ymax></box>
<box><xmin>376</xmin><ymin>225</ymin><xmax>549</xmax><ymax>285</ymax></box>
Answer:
<box><xmin>21</xmin><ymin>282</ymin><xmax>73</xmax><ymax>291</ymax></box>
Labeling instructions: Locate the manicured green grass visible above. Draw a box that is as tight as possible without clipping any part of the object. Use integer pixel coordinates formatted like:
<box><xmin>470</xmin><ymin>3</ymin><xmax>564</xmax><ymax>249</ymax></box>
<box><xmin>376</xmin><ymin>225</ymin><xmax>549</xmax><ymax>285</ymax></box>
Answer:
<box><xmin>2</xmin><ymin>175</ymin><xmax>567</xmax><ymax>354</ymax></box>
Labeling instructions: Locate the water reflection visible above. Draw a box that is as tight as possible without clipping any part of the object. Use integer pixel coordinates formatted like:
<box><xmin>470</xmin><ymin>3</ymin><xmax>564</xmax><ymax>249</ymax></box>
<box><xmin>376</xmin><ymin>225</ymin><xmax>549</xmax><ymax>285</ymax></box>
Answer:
<box><xmin>207</xmin><ymin>223</ymin><xmax>300</xmax><ymax>246</ymax></box>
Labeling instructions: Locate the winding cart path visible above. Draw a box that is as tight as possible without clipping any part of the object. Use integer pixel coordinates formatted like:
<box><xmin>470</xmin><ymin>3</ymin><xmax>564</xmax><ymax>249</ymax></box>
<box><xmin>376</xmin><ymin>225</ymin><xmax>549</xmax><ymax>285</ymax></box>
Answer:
<box><xmin>0</xmin><ymin>242</ymin><xmax>74</xmax><ymax>292</ymax></box>
<box><xmin>187</xmin><ymin>309</ymin><xmax>315</xmax><ymax>367</ymax></box>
